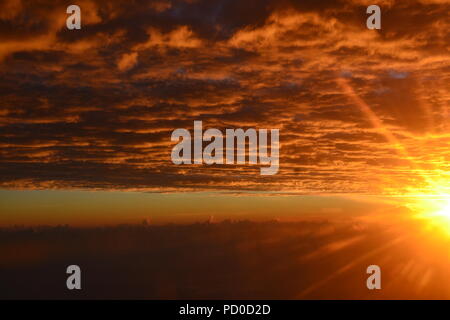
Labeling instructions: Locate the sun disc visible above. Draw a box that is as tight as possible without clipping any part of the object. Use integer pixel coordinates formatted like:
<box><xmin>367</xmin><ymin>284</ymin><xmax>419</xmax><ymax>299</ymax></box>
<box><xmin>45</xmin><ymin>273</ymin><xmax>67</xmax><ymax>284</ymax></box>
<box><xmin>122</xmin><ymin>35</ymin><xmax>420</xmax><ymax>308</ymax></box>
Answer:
<box><xmin>436</xmin><ymin>201</ymin><xmax>450</xmax><ymax>219</ymax></box>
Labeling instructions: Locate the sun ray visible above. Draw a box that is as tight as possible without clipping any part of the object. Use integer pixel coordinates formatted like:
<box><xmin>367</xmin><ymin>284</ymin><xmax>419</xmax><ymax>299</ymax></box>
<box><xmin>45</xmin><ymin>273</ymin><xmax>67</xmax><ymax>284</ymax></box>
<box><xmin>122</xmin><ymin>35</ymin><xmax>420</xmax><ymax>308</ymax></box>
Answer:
<box><xmin>336</xmin><ymin>77</ymin><xmax>446</xmax><ymax>197</ymax></box>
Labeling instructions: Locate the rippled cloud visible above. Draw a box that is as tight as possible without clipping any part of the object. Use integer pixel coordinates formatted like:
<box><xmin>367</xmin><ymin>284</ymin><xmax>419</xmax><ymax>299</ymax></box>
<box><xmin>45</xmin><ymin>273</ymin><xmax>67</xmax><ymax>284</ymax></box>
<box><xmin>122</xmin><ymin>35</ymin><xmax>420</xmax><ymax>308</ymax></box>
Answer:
<box><xmin>0</xmin><ymin>0</ymin><xmax>448</xmax><ymax>194</ymax></box>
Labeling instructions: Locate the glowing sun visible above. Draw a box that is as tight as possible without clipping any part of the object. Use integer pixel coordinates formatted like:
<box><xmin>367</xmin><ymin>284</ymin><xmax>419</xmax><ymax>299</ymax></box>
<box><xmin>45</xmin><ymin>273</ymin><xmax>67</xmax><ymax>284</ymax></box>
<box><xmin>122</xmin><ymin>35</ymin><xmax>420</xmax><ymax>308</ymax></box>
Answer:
<box><xmin>435</xmin><ymin>200</ymin><xmax>450</xmax><ymax>219</ymax></box>
<box><xmin>411</xmin><ymin>195</ymin><xmax>450</xmax><ymax>237</ymax></box>
<box><xmin>424</xmin><ymin>197</ymin><xmax>450</xmax><ymax>236</ymax></box>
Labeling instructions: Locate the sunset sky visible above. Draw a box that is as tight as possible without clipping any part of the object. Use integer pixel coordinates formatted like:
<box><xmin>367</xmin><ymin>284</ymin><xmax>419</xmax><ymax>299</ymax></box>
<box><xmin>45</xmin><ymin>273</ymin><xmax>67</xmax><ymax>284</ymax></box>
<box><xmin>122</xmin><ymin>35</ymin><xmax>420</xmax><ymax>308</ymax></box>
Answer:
<box><xmin>0</xmin><ymin>0</ymin><xmax>449</xmax><ymax>226</ymax></box>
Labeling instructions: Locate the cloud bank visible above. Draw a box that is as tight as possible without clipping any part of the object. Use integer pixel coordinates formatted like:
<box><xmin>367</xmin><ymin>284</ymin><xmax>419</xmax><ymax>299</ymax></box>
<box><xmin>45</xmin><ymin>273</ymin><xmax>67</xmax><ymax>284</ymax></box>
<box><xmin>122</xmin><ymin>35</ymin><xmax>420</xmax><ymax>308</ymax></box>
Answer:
<box><xmin>0</xmin><ymin>0</ymin><xmax>448</xmax><ymax>194</ymax></box>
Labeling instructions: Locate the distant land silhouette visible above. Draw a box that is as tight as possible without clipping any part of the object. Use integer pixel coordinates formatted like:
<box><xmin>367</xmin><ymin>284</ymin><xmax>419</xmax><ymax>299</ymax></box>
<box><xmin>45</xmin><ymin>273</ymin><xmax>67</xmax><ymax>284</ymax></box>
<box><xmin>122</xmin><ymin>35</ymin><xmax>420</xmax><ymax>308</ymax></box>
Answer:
<box><xmin>1</xmin><ymin>219</ymin><xmax>448</xmax><ymax>299</ymax></box>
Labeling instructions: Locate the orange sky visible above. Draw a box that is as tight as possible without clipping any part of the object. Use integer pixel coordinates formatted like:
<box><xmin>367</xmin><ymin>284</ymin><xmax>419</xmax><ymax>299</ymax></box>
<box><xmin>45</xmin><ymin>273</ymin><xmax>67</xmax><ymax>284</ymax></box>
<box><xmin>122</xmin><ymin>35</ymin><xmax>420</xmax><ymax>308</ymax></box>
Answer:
<box><xmin>0</xmin><ymin>0</ymin><xmax>448</xmax><ymax>225</ymax></box>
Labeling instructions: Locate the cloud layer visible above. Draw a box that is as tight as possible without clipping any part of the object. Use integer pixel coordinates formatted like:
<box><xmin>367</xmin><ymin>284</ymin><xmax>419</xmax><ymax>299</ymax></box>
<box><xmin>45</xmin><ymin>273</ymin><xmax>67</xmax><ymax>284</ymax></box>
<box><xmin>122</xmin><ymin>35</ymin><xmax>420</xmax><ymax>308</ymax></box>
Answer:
<box><xmin>0</xmin><ymin>0</ymin><xmax>449</xmax><ymax>194</ymax></box>
<box><xmin>2</xmin><ymin>217</ymin><xmax>449</xmax><ymax>299</ymax></box>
